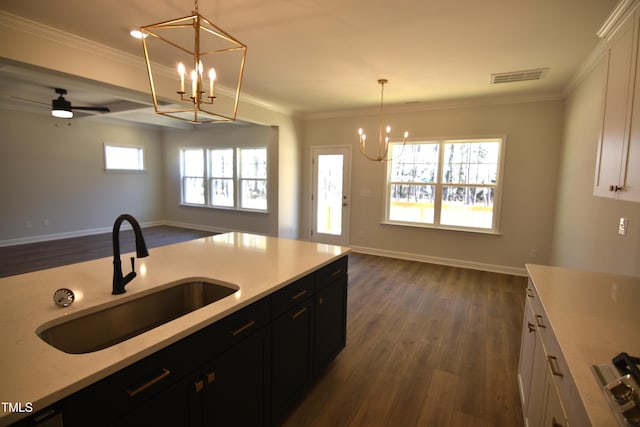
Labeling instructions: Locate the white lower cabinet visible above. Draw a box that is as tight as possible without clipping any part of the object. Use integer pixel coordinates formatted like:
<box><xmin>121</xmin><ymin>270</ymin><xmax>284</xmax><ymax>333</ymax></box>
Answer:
<box><xmin>518</xmin><ymin>282</ymin><xmax>577</xmax><ymax>427</ymax></box>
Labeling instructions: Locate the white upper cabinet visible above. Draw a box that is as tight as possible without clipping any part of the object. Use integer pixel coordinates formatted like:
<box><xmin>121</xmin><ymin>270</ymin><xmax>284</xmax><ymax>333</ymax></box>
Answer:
<box><xmin>595</xmin><ymin>1</ymin><xmax>640</xmax><ymax>202</ymax></box>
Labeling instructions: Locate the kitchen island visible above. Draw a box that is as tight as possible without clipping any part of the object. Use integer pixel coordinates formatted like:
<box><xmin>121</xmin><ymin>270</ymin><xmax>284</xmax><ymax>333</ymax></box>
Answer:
<box><xmin>521</xmin><ymin>264</ymin><xmax>640</xmax><ymax>426</ymax></box>
<box><xmin>0</xmin><ymin>232</ymin><xmax>350</xmax><ymax>426</ymax></box>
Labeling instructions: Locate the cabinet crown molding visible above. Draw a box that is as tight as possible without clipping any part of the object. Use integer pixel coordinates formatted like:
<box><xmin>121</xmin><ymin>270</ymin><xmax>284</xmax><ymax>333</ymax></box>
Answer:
<box><xmin>598</xmin><ymin>0</ymin><xmax>640</xmax><ymax>40</ymax></box>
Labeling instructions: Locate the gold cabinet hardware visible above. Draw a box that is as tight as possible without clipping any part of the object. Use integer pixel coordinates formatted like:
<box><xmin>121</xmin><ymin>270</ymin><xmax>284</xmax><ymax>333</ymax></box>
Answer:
<box><xmin>291</xmin><ymin>290</ymin><xmax>307</xmax><ymax>300</ymax></box>
<box><xmin>535</xmin><ymin>314</ymin><xmax>546</xmax><ymax>328</ymax></box>
<box><xmin>126</xmin><ymin>368</ymin><xmax>171</xmax><ymax>397</ymax></box>
<box><xmin>290</xmin><ymin>306</ymin><xmax>307</xmax><ymax>320</ymax></box>
<box><xmin>230</xmin><ymin>319</ymin><xmax>256</xmax><ymax>336</ymax></box>
<box><xmin>548</xmin><ymin>355</ymin><xmax>563</xmax><ymax>377</ymax></box>
<box><xmin>207</xmin><ymin>372</ymin><xmax>216</xmax><ymax>384</ymax></box>
<box><xmin>194</xmin><ymin>379</ymin><xmax>204</xmax><ymax>393</ymax></box>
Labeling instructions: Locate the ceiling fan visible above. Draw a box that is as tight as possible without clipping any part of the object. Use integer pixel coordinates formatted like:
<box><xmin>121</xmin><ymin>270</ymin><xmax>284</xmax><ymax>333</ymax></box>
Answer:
<box><xmin>51</xmin><ymin>88</ymin><xmax>110</xmax><ymax>118</ymax></box>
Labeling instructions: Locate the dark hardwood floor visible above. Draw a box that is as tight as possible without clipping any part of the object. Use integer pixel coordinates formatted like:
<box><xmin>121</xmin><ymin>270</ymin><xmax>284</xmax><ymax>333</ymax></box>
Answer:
<box><xmin>282</xmin><ymin>254</ymin><xmax>527</xmax><ymax>427</ymax></box>
<box><xmin>0</xmin><ymin>228</ymin><xmax>527</xmax><ymax>426</ymax></box>
<box><xmin>0</xmin><ymin>226</ymin><xmax>216</xmax><ymax>278</ymax></box>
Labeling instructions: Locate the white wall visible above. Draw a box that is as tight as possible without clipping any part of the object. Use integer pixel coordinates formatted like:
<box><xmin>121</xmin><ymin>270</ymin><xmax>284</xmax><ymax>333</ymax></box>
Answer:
<box><xmin>0</xmin><ymin>109</ymin><xmax>164</xmax><ymax>244</ymax></box>
<box><xmin>303</xmin><ymin>99</ymin><xmax>565</xmax><ymax>274</ymax></box>
<box><xmin>551</xmin><ymin>54</ymin><xmax>640</xmax><ymax>276</ymax></box>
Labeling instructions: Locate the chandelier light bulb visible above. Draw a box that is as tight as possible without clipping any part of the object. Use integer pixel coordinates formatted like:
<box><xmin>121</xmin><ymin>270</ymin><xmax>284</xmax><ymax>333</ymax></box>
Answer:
<box><xmin>209</xmin><ymin>68</ymin><xmax>217</xmax><ymax>98</ymax></box>
<box><xmin>177</xmin><ymin>62</ymin><xmax>186</xmax><ymax>93</ymax></box>
<box><xmin>191</xmin><ymin>70</ymin><xmax>198</xmax><ymax>98</ymax></box>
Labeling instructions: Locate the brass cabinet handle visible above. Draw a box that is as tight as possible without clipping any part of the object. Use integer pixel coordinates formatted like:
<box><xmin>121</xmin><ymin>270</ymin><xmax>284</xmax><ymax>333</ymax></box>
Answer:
<box><xmin>331</xmin><ymin>269</ymin><xmax>343</xmax><ymax>277</ymax></box>
<box><xmin>535</xmin><ymin>314</ymin><xmax>546</xmax><ymax>328</ymax></box>
<box><xmin>290</xmin><ymin>306</ymin><xmax>308</xmax><ymax>320</ymax></box>
<box><xmin>126</xmin><ymin>368</ymin><xmax>171</xmax><ymax>397</ymax></box>
<box><xmin>548</xmin><ymin>355</ymin><xmax>563</xmax><ymax>377</ymax></box>
<box><xmin>230</xmin><ymin>319</ymin><xmax>256</xmax><ymax>336</ymax></box>
<box><xmin>207</xmin><ymin>372</ymin><xmax>216</xmax><ymax>384</ymax></box>
<box><xmin>194</xmin><ymin>379</ymin><xmax>204</xmax><ymax>393</ymax></box>
<box><xmin>527</xmin><ymin>322</ymin><xmax>535</xmax><ymax>333</ymax></box>
<box><xmin>291</xmin><ymin>290</ymin><xmax>307</xmax><ymax>300</ymax></box>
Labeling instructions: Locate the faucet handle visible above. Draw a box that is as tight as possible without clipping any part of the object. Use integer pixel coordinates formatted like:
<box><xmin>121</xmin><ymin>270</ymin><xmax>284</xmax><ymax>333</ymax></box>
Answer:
<box><xmin>130</xmin><ymin>256</ymin><xmax>135</xmax><ymax>273</ymax></box>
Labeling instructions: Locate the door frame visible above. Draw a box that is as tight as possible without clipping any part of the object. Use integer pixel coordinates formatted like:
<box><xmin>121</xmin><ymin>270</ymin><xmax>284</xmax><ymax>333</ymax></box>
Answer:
<box><xmin>310</xmin><ymin>145</ymin><xmax>351</xmax><ymax>246</ymax></box>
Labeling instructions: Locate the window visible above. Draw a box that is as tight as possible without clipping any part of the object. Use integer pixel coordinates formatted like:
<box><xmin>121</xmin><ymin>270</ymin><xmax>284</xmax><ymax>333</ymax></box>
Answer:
<box><xmin>180</xmin><ymin>147</ymin><xmax>268</xmax><ymax>211</ymax></box>
<box><xmin>104</xmin><ymin>144</ymin><xmax>144</xmax><ymax>171</ymax></box>
<box><xmin>385</xmin><ymin>138</ymin><xmax>503</xmax><ymax>233</ymax></box>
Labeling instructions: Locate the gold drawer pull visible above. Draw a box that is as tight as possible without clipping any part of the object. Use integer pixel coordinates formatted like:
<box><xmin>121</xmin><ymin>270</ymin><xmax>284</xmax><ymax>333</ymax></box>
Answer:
<box><xmin>535</xmin><ymin>314</ymin><xmax>546</xmax><ymax>328</ymax></box>
<box><xmin>548</xmin><ymin>355</ymin><xmax>563</xmax><ymax>377</ymax></box>
<box><xmin>290</xmin><ymin>306</ymin><xmax>308</xmax><ymax>320</ymax></box>
<box><xmin>230</xmin><ymin>319</ymin><xmax>256</xmax><ymax>336</ymax></box>
<box><xmin>331</xmin><ymin>269</ymin><xmax>342</xmax><ymax>277</ymax></box>
<box><xmin>126</xmin><ymin>368</ymin><xmax>171</xmax><ymax>397</ymax></box>
<box><xmin>194</xmin><ymin>379</ymin><xmax>204</xmax><ymax>393</ymax></box>
<box><xmin>291</xmin><ymin>290</ymin><xmax>307</xmax><ymax>300</ymax></box>
<box><xmin>207</xmin><ymin>372</ymin><xmax>216</xmax><ymax>384</ymax></box>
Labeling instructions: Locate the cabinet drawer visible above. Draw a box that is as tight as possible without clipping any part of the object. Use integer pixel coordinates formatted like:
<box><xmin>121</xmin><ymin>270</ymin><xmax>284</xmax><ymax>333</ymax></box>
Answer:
<box><xmin>315</xmin><ymin>256</ymin><xmax>348</xmax><ymax>290</ymax></box>
<box><xmin>272</xmin><ymin>274</ymin><xmax>314</xmax><ymax>317</ymax></box>
<box><xmin>201</xmin><ymin>298</ymin><xmax>271</xmax><ymax>353</ymax></box>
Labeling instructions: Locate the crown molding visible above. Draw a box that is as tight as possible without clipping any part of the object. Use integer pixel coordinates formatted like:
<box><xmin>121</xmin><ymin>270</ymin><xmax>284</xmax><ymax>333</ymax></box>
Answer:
<box><xmin>597</xmin><ymin>0</ymin><xmax>640</xmax><ymax>40</ymax></box>
<box><xmin>303</xmin><ymin>92</ymin><xmax>565</xmax><ymax>121</ymax></box>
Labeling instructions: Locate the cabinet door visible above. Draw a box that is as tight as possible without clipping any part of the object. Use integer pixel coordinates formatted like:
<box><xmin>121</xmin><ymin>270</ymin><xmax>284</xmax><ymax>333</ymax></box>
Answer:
<box><xmin>517</xmin><ymin>298</ymin><xmax>538</xmax><ymax>413</ymax></box>
<box><xmin>272</xmin><ymin>299</ymin><xmax>314</xmax><ymax>421</ymax></box>
<box><xmin>110</xmin><ymin>377</ymin><xmax>190</xmax><ymax>427</ymax></box>
<box><xmin>314</xmin><ymin>275</ymin><xmax>347</xmax><ymax>374</ymax></box>
<box><xmin>595</xmin><ymin>11</ymin><xmax>637</xmax><ymax>198</ymax></box>
<box><xmin>199</xmin><ymin>326</ymin><xmax>271</xmax><ymax>427</ymax></box>
<box><xmin>542</xmin><ymin>371</ymin><xmax>568</xmax><ymax>427</ymax></box>
<box><xmin>526</xmin><ymin>328</ymin><xmax>548</xmax><ymax>427</ymax></box>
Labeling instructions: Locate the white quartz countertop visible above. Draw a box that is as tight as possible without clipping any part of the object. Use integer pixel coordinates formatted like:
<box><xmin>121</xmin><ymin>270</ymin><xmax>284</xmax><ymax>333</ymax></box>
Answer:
<box><xmin>0</xmin><ymin>232</ymin><xmax>350</xmax><ymax>426</ymax></box>
<box><xmin>526</xmin><ymin>264</ymin><xmax>640</xmax><ymax>427</ymax></box>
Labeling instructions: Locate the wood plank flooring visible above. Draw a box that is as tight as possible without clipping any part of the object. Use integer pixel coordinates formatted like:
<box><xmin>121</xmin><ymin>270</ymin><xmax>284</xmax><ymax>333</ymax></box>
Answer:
<box><xmin>281</xmin><ymin>254</ymin><xmax>527</xmax><ymax>427</ymax></box>
<box><xmin>0</xmin><ymin>226</ymin><xmax>216</xmax><ymax>278</ymax></box>
<box><xmin>0</xmin><ymin>229</ymin><xmax>527</xmax><ymax>426</ymax></box>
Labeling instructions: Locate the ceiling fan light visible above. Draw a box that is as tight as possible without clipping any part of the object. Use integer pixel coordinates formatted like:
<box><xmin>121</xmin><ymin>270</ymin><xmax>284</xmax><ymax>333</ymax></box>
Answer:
<box><xmin>52</xmin><ymin>108</ymin><xmax>73</xmax><ymax>119</ymax></box>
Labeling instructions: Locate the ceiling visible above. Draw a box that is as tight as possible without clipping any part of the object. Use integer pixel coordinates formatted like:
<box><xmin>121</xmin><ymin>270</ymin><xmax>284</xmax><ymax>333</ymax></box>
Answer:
<box><xmin>0</xmin><ymin>0</ymin><xmax>620</xmax><ymax>126</ymax></box>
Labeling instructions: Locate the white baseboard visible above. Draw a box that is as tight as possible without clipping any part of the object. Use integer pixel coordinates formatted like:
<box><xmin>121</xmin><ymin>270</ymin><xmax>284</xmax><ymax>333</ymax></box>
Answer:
<box><xmin>0</xmin><ymin>220</ymin><xmax>166</xmax><ymax>247</ymax></box>
<box><xmin>349</xmin><ymin>245</ymin><xmax>528</xmax><ymax>277</ymax></box>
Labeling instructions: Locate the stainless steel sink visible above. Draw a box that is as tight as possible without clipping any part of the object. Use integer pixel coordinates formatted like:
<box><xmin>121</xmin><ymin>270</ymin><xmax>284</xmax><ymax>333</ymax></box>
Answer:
<box><xmin>36</xmin><ymin>280</ymin><xmax>238</xmax><ymax>354</ymax></box>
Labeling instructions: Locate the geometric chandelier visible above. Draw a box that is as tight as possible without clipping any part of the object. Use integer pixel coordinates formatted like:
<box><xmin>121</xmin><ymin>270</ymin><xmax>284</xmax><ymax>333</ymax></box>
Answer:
<box><xmin>139</xmin><ymin>0</ymin><xmax>247</xmax><ymax>124</ymax></box>
<box><xmin>358</xmin><ymin>79</ymin><xmax>408</xmax><ymax>162</ymax></box>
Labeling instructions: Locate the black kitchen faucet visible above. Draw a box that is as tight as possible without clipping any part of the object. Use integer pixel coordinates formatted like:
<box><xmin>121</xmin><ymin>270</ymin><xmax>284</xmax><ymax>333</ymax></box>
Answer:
<box><xmin>112</xmin><ymin>214</ymin><xmax>149</xmax><ymax>295</ymax></box>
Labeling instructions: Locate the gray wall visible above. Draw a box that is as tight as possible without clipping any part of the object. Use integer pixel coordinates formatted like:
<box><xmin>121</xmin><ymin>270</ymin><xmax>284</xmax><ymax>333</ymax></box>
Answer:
<box><xmin>0</xmin><ymin>109</ymin><xmax>164</xmax><ymax>244</ymax></box>
<box><xmin>551</xmin><ymin>52</ymin><xmax>640</xmax><ymax>276</ymax></box>
<box><xmin>162</xmin><ymin>123</ymin><xmax>280</xmax><ymax>236</ymax></box>
<box><xmin>302</xmin><ymin>99</ymin><xmax>565</xmax><ymax>274</ymax></box>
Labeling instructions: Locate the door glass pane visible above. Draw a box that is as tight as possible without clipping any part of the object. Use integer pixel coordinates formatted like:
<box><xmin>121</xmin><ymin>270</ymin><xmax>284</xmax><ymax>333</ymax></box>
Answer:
<box><xmin>316</xmin><ymin>154</ymin><xmax>344</xmax><ymax>235</ymax></box>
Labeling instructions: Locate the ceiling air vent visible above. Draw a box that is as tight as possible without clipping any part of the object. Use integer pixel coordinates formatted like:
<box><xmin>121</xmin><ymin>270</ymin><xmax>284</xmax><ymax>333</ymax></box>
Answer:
<box><xmin>491</xmin><ymin>68</ymin><xmax>548</xmax><ymax>84</ymax></box>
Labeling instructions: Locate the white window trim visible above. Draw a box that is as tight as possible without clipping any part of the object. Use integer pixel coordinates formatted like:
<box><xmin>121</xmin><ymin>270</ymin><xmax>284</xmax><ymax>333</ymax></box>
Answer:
<box><xmin>382</xmin><ymin>136</ymin><xmax>505</xmax><ymax>235</ymax></box>
<box><xmin>103</xmin><ymin>143</ymin><xmax>145</xmax><ymax>172</ymax></box>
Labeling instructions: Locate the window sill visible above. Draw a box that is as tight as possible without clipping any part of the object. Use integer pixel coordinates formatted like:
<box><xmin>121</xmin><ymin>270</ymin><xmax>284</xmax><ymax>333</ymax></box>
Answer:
<box><xmin>381</xmin><ymin>220</ymin><xmax>501</xmax><ymax>236</ymax></box>
<box><xmin>180</xmin><ymin>203</ymin><xmax>269</xmax><ymax>214</ymax></box>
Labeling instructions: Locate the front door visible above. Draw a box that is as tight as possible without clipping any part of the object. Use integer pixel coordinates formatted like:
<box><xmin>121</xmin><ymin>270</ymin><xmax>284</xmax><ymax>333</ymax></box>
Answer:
<box><xmin>311</xmin><ymin>146</ymin><xmax>351</xmax><ymax>246</ymax></box>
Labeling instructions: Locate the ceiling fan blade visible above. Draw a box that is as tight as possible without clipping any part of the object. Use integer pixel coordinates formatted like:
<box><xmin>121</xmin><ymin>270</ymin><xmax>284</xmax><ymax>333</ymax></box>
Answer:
<box><xmin>11</xmin><ymin>96</ymin><xmax>49</xmax><ymax>106</ymax></box>
<box><xmin>71</xmin><ymin>106</ymin><xmax>110</xmax><ymax>113</ymax></box>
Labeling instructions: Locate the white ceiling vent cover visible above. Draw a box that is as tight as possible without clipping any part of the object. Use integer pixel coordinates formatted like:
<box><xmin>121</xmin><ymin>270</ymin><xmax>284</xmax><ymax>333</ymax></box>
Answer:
<box><xmin>491</xmin><ymin>68</ymin><xmax>548</xmax><ymax>84</ymax></box>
